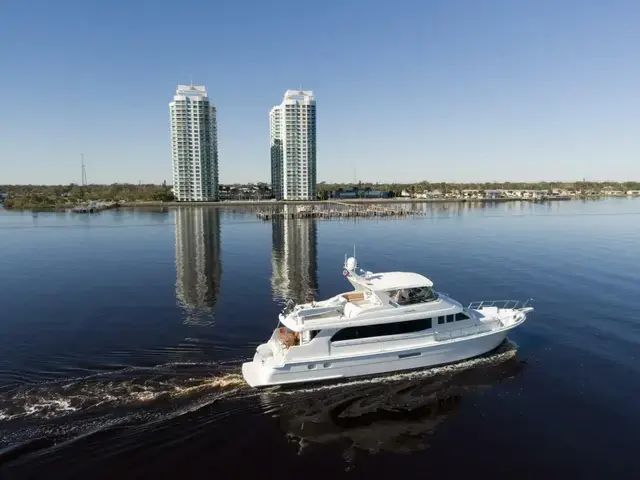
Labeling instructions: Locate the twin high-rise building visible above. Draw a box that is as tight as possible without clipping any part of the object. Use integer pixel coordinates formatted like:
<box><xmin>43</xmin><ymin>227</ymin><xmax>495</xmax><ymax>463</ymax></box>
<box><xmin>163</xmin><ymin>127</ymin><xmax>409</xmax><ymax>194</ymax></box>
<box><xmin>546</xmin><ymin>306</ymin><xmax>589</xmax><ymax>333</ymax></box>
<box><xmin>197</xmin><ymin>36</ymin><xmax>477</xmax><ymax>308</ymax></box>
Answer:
<box><xmin>169</xmin><ymin>85</ymin><xmax>219</xmax><ymax>201</ymax></box>
<box><xmin>169</xmin><ymin>86</ymin><xmax>316</xmax><ymax>201</ymax></box>
<box><xmin>270</xmin><ymin>90</ymin><xmax>317</xmax><ymax>200</ymax></box>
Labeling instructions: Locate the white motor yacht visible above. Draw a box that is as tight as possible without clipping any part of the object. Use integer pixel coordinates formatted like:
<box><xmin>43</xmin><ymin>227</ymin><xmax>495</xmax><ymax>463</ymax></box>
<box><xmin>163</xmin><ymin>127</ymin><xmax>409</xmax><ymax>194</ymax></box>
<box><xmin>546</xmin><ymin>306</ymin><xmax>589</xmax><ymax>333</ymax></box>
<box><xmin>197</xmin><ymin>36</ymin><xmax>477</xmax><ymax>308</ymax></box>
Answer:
<box><xmin>242</xmin><ymin>255</ymin><xmax>533</xmax><ymax>388</ymax></box>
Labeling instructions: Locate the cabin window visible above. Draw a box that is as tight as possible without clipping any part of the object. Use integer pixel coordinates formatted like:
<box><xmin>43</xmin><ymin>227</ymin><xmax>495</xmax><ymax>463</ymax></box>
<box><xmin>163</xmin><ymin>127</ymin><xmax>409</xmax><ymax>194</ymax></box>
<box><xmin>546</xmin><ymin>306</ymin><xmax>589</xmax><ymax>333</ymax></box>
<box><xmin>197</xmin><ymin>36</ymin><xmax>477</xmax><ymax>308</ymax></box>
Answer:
<box><xmin>455</xmin><ymin>312</ymin><xmax>469</xmax><ymax>321</ymax></box>
<box><xmin>310</xmin><ymin>330</ymin><xmax>320</xmax><ymax>340</ymax></box>
<box><xmin>437</xmin><ymin>316</ymin><xmax>445</xmax><ymax>324</ymax></box>
<box><xmin>446</xmin><ymin>314</ymin><xmax>455</xmax><ymax>323</ymax></box>
<box><xmin>331</xmin><ymin>318</ymin><xmax>432</xmax><ymax>342</ymax></box>
<box><xmin>388</xmin><ymin>287</ymin><xmax>438</xmax><ymax>306</ymax></box>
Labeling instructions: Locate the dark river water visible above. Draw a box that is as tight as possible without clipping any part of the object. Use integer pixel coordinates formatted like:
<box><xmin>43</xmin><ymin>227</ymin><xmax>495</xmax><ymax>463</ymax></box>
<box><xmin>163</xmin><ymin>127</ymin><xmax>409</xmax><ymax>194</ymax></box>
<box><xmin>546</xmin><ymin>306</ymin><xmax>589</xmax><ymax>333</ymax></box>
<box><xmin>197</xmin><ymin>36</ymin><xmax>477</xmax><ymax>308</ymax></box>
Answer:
<box><xmin>0</xmin><ymin>199</ymin><xmax>639</xmax><ymax>479</ymax></box>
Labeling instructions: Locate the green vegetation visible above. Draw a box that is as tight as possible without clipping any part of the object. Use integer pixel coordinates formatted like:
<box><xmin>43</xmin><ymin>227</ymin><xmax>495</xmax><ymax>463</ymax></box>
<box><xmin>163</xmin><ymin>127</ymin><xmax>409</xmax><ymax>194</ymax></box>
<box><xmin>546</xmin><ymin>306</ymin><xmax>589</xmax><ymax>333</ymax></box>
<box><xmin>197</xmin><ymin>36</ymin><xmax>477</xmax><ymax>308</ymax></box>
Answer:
<box><xmin>0</xmin><ymin>183</ymin><xmax>174</xmax><ymax>210</ymax></box>
<box><xmin>1</xmin><ymin>180</ymin><xmax>638</xmax><ymax>210</ymax></box>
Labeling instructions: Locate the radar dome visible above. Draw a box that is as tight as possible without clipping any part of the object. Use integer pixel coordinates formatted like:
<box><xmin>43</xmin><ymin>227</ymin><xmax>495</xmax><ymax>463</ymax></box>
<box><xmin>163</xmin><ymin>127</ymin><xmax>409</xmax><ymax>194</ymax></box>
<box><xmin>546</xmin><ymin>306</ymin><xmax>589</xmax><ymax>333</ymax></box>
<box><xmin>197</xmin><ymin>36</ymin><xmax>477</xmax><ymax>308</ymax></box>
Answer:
<box><xmin>345</xmin><ymin>257</ymin><xmax>357</xmax><ymax>271</ymax></box>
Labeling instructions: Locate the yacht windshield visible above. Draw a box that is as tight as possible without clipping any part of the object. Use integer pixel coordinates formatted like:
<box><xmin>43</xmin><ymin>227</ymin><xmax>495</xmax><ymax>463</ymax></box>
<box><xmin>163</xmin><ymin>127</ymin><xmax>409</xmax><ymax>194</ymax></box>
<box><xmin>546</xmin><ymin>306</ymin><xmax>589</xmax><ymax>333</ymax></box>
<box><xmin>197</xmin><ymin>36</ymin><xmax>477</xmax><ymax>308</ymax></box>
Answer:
<box><xmin>388</xmin><ymin>287</ymin><xmax>438</xmax><ymax>305</ymax></box>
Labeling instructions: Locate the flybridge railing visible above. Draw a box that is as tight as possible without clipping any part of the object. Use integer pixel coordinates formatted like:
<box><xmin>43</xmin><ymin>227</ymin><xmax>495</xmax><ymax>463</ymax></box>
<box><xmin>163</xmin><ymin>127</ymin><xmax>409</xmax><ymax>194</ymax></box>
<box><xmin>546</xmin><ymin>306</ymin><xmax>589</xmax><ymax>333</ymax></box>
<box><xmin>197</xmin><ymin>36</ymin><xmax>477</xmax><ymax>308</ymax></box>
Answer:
<box><xmin>467</xmin><ymin>299</ymin><xmax>533</xmax><ymax>310</ymax></box>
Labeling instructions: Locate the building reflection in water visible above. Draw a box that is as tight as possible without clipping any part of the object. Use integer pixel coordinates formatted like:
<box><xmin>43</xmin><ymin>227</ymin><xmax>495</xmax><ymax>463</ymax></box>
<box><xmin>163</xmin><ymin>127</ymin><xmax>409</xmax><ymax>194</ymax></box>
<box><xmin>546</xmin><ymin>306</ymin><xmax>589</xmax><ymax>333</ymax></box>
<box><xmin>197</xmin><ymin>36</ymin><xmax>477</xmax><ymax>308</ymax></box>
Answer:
<box><xmin>174</xmin><ymin>207</ymin><xmax>222</xmax><ymax>323</ymax></box>
<box><xmin>270</xmin><ymin>205</ymin><xmax>318</xmax><ymax>304</ymax></box>
<box><xmin>261</xmin><ymin>342</ymin><xmax>524</xmax><ymax>463</ymax></box>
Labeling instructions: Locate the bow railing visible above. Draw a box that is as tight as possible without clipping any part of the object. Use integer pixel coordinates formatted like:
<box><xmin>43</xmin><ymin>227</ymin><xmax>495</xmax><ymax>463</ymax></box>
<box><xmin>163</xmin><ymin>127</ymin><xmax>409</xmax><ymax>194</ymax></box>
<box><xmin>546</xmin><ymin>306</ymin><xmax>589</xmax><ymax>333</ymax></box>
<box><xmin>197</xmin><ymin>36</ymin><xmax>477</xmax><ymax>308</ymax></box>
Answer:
<box><xmin>467</xmin><ymin>298</ymin><xmax>533</xmax><ymax>310</ymax></box>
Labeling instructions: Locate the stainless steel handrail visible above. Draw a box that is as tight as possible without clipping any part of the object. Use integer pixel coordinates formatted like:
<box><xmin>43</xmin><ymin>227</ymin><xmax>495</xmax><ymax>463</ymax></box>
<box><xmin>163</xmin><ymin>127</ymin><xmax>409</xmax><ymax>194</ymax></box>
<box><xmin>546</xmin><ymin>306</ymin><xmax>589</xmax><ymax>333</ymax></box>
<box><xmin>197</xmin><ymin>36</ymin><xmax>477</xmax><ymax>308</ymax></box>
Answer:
<box><xmin>435</xmin><ymin>323</ymin><xmax>494</xmax><ymax>341</ymax></box>
<box><xmin>467</xmin><ymin>298</ymin><xmax>533</xmax><ymax>310</ymax></box>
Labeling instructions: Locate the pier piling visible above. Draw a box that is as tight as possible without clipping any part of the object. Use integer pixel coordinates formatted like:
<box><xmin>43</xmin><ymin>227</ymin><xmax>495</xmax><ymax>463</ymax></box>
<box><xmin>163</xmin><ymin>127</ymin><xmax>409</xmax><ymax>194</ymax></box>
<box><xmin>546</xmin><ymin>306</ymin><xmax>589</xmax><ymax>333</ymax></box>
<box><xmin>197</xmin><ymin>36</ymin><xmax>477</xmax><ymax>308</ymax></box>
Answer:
<box><xmin>256</xmin><ymin>202</ymin><xmax>425</xmax><ymax>221</ymax></box>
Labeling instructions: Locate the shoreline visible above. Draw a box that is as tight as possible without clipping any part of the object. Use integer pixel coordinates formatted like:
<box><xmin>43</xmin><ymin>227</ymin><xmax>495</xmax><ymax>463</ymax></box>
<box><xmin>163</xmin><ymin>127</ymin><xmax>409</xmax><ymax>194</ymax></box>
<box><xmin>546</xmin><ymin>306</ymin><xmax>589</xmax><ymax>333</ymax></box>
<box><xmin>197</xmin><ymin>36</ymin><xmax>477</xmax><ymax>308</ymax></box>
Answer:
<box><xmin>123</xmin><ymin>196</ymin><xmax>593</xmax><ymax>207</ymax></box>
<box><xmin>2</xmin><ymin>195</ymin><xmax>634</xmax><ymax>212</ymax></box>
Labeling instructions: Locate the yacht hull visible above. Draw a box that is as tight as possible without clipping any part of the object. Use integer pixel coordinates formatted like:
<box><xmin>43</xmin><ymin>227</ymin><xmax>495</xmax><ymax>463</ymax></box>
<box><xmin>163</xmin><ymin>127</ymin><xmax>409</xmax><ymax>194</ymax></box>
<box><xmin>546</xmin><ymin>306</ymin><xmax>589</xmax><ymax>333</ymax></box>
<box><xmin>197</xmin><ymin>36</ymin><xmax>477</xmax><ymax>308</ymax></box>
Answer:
<box><xmin>242</xmin><ymin>329</ymin><xmax>509</xmax><ymax>388</ymax></box>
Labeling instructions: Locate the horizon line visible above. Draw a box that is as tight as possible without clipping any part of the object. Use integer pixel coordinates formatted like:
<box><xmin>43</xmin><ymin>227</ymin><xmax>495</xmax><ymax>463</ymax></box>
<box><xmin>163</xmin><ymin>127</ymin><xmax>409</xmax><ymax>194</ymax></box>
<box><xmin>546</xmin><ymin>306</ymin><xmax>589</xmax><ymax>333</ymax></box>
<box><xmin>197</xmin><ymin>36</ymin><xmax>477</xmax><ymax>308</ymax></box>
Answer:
<box><xmin>2</xmin><ymin>179</ymin><xmax>640</xmax><ymax>187</ymax></box>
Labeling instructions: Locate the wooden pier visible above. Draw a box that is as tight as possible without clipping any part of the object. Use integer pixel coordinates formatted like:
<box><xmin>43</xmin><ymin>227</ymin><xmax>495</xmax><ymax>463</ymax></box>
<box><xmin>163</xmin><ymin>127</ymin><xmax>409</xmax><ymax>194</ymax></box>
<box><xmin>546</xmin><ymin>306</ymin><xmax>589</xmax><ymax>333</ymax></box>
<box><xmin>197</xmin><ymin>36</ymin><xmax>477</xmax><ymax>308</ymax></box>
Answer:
<box><xmin>256</xmin><ymin>202</ymin><xmax>425</xmax><ymax>220</ymax></box>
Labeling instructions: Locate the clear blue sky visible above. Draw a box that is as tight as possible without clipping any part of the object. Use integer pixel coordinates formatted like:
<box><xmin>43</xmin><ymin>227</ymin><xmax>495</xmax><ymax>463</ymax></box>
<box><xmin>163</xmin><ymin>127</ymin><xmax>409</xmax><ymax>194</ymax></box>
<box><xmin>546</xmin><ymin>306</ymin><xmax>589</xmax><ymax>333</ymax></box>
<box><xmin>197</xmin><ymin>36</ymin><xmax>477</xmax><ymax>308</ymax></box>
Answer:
<box><xmin>1</xmin><ymin>0</ymin><xmax>639</xmax><ymax>185</ymax></box>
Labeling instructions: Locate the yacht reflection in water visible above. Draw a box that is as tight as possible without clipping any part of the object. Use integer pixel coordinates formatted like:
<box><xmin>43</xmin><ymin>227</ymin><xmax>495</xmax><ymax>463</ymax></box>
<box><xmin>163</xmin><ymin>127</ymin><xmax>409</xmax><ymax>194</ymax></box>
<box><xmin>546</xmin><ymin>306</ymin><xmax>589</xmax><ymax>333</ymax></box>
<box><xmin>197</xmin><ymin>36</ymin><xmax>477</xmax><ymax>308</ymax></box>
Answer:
<box><xmin>270</xmin><ymin>206</ymin><xmax>318</xmax><ymax>304</ymax></box>
<box><xmin>174</xmin><ymin>207</ymin><xmax>222</xmax><ymax>324</ymax></box>
<box><xmin>263</xmin><ymin>344</ymin><xmax>524</xmax><ymax>461</ymax></box>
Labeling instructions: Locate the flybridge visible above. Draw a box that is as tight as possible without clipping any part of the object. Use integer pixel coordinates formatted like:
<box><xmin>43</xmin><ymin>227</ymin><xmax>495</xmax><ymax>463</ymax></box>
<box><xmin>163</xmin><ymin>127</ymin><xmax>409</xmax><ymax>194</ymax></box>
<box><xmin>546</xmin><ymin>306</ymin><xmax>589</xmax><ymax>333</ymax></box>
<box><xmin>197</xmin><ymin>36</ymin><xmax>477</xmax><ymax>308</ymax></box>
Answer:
<box><xmin>275</xmin><ymin>254</ymin><xmax>447</xmax><ymax>333</ymax></box>
<box><xmin>343</xmin><ymin>256</ymin><xmax>434</xmax><ymax>291</ymax></box>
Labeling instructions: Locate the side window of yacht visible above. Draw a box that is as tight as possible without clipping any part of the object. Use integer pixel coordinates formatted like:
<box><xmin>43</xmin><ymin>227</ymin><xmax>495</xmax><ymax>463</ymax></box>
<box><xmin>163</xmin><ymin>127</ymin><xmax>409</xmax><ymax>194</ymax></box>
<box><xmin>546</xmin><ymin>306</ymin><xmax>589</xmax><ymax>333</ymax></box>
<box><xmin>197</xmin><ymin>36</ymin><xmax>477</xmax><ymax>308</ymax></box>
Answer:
<box><xmin>437</xmin><ymin>316</ymin><xmax>445</xmax><ymax>324</ymax></box>
<box><xmin>331</xmin><ymin>318</ymin><xmax>432</xmax><ymax>342</ymax></box>
<box><xmin>446</xmin><ymin>314</ymin><xmax>455</xmax><ymax>323</ymax></box>
<box><xmin>455</xmin><ymin>312</ymin><xmax>469</xmax><ymax>321</ymax></box>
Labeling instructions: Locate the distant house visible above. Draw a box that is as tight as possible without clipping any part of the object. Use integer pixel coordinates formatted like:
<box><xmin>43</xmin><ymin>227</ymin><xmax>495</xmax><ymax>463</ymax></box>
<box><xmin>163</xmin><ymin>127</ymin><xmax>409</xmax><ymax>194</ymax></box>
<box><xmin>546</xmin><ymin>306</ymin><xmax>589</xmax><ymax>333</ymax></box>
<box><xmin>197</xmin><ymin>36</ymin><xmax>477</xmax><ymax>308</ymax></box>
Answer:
<box><xmin>218</xmin><ymin>184</ymin><xmax>271</xmax><ymax>200</ymax></box>
<box><xmin>461</xmin><ymin>189</ymin><xmax>481</xmax><ymax>199</ymax></box>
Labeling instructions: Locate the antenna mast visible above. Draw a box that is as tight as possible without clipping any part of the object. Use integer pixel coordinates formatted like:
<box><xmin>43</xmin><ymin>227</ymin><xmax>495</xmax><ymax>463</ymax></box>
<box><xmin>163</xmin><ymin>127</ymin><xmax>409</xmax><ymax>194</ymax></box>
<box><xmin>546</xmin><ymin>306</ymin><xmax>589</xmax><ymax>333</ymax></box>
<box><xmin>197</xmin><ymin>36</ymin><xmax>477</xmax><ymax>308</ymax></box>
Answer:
<box><xmin>81</xmin><ymin>154</ymin><xmax>87</xmax><ymax>186</ymax></box>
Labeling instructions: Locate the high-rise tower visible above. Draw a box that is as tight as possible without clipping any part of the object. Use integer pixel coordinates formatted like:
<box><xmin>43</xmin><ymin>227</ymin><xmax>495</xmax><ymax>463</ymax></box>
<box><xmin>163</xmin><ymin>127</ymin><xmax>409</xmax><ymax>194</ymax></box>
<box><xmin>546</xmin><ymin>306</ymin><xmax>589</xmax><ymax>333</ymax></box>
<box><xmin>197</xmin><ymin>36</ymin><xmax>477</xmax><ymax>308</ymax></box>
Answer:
<box><xmin>269</xmin><ymin>90</ymin><xmax>316</xmax><ymax>200</ymax></box>
<box><xmin>169</xmin><ymin>85</ymin><xmax>219</xmax><ymax>201</ymax></box>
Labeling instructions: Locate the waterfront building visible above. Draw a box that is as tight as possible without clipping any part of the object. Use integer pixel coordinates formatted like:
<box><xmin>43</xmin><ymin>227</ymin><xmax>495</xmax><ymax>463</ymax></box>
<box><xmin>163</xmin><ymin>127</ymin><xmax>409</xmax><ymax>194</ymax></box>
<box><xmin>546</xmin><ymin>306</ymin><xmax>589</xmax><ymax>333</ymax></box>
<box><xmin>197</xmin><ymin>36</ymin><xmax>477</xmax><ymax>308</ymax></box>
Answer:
<box><xmin>169</xmin><ymin>85</ymin><xmax>219</xmax><ymax>201</ymax></box>
<box><xmin>269</xmin><ymin>90</ymin><xmax>317</xmax><ymax>200</ymax></box>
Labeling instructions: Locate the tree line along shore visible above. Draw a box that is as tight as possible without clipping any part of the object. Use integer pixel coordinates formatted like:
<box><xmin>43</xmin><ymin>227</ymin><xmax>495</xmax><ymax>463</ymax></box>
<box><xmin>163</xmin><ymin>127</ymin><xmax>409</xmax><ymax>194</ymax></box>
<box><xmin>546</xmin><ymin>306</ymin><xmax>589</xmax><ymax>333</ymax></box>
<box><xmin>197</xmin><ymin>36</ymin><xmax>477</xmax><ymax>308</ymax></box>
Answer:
<box><xmin>1</xmin><ymin>181</ymin><xmax>639</xmax><ymax>211</ymax></box>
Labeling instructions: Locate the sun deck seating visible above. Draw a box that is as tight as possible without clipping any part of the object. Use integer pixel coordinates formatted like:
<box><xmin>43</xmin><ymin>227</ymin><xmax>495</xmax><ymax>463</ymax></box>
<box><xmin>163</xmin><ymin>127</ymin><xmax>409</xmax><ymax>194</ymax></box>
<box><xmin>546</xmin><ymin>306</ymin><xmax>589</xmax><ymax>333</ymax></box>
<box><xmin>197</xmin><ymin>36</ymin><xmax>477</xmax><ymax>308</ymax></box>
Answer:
<box><xmin>342</xmin><ymin>292</ymin><xmax>365</xmax><ymax>302</ymax></box>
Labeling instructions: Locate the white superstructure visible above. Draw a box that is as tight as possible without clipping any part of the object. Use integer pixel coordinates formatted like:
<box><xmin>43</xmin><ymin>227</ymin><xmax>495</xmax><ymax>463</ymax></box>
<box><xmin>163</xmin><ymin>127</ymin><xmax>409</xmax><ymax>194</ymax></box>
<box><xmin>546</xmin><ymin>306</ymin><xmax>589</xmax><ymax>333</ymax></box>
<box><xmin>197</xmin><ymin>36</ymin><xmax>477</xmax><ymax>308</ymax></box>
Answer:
<box><xmin>242</xmin><ymin>255</ymin><xmax>533</xmax><ymax>388</ymax></box>
<box><xmin>170</xmin><ymin>85</ymin><xmax>219</xmax><ymax>201</ymax></box>
<box><xmin>269</xmin><ymin>90</ymin><xmax>317</xmax><ymax>200</ymax></box>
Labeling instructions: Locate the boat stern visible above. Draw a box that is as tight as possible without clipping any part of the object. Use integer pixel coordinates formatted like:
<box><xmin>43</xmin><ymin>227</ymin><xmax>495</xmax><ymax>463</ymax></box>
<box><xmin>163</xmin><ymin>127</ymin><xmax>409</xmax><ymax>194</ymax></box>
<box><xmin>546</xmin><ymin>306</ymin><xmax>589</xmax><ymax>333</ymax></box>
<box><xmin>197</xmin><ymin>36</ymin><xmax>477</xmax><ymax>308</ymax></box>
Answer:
<box><xmin>242</xmin><ymin>359</ymin><xmax>268</xmax><ymax>388</ymax></box>
<box><xmin>242</xmin><ymin>341</ymin><xmax>281</xmax><ymax>388</ymax></box>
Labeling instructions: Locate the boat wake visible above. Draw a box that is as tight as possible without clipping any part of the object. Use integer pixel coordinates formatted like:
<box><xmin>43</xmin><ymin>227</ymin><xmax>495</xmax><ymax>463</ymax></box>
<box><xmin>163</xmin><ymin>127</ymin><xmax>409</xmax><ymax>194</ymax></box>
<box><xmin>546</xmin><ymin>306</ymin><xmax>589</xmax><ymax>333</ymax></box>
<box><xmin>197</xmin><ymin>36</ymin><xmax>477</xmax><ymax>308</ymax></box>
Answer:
<box><xmin>0</xmin><ymin>340</ymin><xmax>521</xmax><ymax>469</ymax></box>
<box><xmin>0</xmin><ymin>362</ymin><xmax>250</xmax><ymax>465</ymax></box>
<box><xmin>0</xmin><ymin>364</ymin><xmax>246</xmax><ymax>423</ymax></box>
